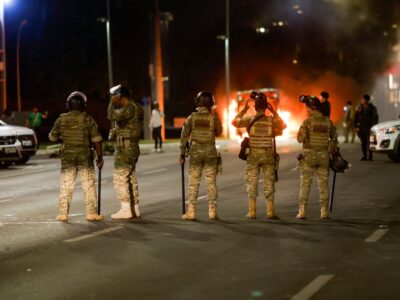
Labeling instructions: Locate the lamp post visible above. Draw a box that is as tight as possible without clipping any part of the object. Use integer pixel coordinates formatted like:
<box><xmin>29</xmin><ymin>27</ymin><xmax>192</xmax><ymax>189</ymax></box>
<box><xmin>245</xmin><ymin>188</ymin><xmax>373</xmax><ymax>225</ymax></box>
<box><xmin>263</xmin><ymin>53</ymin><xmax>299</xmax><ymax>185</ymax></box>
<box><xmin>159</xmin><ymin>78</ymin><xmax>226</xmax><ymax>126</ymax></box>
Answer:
<box><xmin>0</xmin><ymin>0</ymin><xmax>7</xmax><ymax>111</ymax></box>
<box><xmin>224</xmin><ymin>0</ymin><xmax>231</xmax><ymax>139</ymax></box>
<box><xmin>97</xmin><ymin>0</ymin><xmax>113</xmax><ymax>89</ymax></box>
<box><xmin>16</xmin><ymin>19</ymin><xmax>27</xmax><ymax>112</ymax></box>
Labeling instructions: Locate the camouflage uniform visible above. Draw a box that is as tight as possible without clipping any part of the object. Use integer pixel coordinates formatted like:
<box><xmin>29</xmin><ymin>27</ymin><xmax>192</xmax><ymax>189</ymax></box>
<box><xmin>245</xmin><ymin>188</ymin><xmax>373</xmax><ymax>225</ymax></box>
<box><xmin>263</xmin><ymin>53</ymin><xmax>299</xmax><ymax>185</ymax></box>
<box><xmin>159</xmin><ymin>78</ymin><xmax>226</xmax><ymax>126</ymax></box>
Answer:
<box><xmin>180</xmin><ymin>107</ymin><xmax>223</xmax><ymax>220</ymax></box>
<box><xmin>49</xmin><ymin>110</ymin><xmax>103</xmax><ymax>218</ymax></box>
<box><xmin>297</xmin><ymin>109</ymin><xmax>338</xmax><ymax>219</ymax></box>
<box><xmin>233</xmin><ymin>110</ymin><xmax>286</xmax><ymax>219</ymax></box>
<box><xmin>108</xmin><ymin>99</ymin><xmax>142</xmax><ymax>218</ymax></box>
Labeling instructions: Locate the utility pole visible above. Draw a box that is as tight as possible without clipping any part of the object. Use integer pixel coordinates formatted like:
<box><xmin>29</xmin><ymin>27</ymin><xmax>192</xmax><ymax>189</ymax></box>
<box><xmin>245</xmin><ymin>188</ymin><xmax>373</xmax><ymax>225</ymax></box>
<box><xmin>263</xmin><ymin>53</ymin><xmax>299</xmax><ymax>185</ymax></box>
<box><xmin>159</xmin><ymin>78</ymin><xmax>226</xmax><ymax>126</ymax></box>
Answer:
<box><xmin>106</xmin><ymin>0</ymin><xmax>113</xmax><ymax>88</ymax></box>
<box><xmin>17</xmin><ymin>19</ymin><xmax>28</xmax><ymax>112</ymax></box>
<box><xmin>150</xmin><ymin>0</ymin><xmax>165</xmax><ymax>140</ymax></box>
<box><xmin>0</xmin><ymin>2</ymin><xmax>7</xmax><ymax>111</ymax></box>
<box><xmin>225</xmin><ymin>0</ymin><xmax>231</xmax><ymax>139</ymax></box>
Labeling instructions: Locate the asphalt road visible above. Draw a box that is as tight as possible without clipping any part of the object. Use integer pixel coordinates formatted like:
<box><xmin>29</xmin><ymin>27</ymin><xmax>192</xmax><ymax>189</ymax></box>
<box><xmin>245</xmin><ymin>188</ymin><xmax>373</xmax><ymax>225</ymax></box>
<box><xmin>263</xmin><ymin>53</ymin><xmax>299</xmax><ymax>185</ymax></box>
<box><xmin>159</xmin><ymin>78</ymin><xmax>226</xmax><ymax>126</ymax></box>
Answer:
<box><xmin>0</xmin><ymin>139</ymin><xmax>399</xmax><ymax>300</ymax></box>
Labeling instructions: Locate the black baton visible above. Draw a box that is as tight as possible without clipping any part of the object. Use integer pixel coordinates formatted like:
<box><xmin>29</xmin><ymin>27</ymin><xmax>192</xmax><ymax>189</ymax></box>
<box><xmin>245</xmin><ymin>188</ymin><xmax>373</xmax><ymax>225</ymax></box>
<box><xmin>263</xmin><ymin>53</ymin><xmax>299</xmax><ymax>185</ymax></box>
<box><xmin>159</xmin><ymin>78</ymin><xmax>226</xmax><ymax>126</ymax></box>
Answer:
<box><xmin>97</xmin><ymin>168</ymin><xmax>102</xmax><ymax>215</ymax></box>
<box><xmin>181</xmin><ymin>162</ymin><xmax>186</xmax><ymax>214</ymax></box>
<box><xmin>329</xmin><ymin>171</ymin><xmax>337</xmax><ymax>212</ymax></box>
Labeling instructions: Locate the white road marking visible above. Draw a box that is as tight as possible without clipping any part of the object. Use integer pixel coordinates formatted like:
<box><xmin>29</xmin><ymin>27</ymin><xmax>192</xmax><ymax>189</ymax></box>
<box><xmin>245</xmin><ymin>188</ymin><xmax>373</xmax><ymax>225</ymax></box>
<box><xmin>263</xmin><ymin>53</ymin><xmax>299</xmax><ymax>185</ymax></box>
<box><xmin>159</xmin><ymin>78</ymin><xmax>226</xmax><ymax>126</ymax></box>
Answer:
<box><xmin>0</xmin><ymin>199</ymin><xmax>13</xmax><ymax>203</ymax></box>
<box><xmin>291</xmin><ymin>274</ymin><xmax>335</xmax><ymax>300</ymax></box>
<box><xmin>68</xmin><ymin>213</ymin><xmax>84</xmax><ymax>217</ymax></box>
<box><xmin>0</xmin><ymin>221</ymin><xmax>82</xmax><ymax>225</ymax></box>
<box><xmin>197</xmin><ymin>195</ymin><xmax>207</xmax><ymax>200</ymax></box>
<box><xmin>291</xmin><ymin>167</ymin><xmax>298</xmax><ymax>171</ymax></box>
<box><xmin>63</xmin><ymin>226</ymin><xmax>123</xmax><ymax>243</ymax></box>
<box><xmin>0</xmin><ymin>165</ymin><xmax>57</xmax><ymax>179</ymax></box>
<box><xmin>142</xmin><ymin>168</ymin><xmax>167</xmax><ymax>175</ymax></box>
<box><xmin>365</xmin><ymin>228</ymin><xmax>389</xmax><ymax>242</ymax></box>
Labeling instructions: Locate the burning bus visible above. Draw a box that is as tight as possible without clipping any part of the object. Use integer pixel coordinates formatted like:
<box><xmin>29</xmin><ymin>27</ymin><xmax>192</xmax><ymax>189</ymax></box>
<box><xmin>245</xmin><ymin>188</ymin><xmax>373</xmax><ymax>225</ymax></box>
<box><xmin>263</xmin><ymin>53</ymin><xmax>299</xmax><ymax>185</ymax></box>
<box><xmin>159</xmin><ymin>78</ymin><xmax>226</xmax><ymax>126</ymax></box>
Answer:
<box><xmin>224</xmin><ymin>87</ymin><xmax>301</xmax><ymax>142</ymax></box>
<box><xmin>236</xmin><ymin>88</ymin><xmax>280</xmax><ymax>112</ymax></box>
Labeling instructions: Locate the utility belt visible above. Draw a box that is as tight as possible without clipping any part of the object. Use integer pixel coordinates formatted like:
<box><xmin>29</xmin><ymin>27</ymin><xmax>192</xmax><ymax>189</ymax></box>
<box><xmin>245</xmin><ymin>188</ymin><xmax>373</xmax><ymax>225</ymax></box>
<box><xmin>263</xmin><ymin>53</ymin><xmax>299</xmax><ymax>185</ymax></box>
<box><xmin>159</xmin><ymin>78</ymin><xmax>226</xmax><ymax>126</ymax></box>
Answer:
<box><xmin>302</xmin><ymin>147</ymin><xmax>329</xmax><ymax>153</ymax></box>
<box><xmin>190</xmin><ymin>140</ymin><xmax>215</xmax><ymax>147</ymax></box>
<box><xmin>249</xmin><ymin>146</ymin><xmax>274</xmax><ymax>153</ymax></box>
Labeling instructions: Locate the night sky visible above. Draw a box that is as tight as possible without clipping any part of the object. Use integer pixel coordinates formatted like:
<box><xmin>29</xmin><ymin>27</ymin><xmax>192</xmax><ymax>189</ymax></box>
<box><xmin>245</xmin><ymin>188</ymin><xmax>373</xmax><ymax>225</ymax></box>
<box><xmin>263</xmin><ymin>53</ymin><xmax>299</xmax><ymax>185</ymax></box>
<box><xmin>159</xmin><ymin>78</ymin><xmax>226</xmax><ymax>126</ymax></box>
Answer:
<box><xmin>3</xmin><ymin>0</ymin><xmax>400</xmax><ymax>131</ymax></box>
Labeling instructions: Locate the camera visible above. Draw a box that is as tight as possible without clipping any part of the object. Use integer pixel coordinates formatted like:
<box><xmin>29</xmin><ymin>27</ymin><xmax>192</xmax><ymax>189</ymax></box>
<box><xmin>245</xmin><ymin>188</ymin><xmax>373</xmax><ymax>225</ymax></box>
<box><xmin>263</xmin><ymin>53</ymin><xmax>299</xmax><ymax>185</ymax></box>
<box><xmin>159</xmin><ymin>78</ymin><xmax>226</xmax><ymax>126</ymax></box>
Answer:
<box><xmin>250</xmin><ymin>91</ymin><xmax>259</xmax><ymax>100</ymax></box>
<box><xmin>299</xmin><ymin>95</ymin><xmax>311</xmax><ymax>104</ymax></box>
<box><xmin>299</xmin><ymin>95</ymin><xmax>321</xmax><ymax>110</ymax></box>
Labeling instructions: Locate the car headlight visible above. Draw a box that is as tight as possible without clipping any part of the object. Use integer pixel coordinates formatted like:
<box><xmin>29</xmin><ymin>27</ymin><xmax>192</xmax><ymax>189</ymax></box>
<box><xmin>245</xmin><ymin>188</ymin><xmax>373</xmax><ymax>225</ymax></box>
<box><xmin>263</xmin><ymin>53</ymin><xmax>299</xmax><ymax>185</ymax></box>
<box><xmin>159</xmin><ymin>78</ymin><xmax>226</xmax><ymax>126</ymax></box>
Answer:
<box><xmin>379</xmin><ymin>127</ymin><xmax>398</xmax><ymax>134</ymax></box>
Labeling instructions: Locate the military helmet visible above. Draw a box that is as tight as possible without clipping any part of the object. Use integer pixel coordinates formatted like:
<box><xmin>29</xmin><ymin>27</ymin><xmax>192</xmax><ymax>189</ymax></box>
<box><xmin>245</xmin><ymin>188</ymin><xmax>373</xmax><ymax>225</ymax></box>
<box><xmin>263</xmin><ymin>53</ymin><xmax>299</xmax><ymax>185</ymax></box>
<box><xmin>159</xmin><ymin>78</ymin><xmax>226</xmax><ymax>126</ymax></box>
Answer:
<box><xmin>254</xmin><ymin>93</ymin><xmax>268</xmax><ymax>111</ymax></box>
<box><xmin>66</xmin><ymin>91</ymin><xmax>87</xmax><ymax>111</ymax></box>
<box><xmin>110</xmin><ymin>84</ymin><xmax>130</xmax><ymax>98</ymax></box>
<box><xmin>329</xmin><ymin>150</ymin><xmax>350</xmax><ymax>173</ymax></box>
<box><xmin>195</xmin><ymin>91</ymin><xmax>215</xmax><ymax>108</ymax></box>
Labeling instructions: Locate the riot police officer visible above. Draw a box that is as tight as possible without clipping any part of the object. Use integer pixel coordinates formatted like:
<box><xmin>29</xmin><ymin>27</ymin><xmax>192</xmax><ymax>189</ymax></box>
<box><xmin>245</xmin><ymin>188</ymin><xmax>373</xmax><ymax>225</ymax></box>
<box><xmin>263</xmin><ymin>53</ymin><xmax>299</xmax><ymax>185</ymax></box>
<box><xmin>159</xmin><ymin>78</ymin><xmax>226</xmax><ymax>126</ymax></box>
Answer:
<box><xmin>232</xmin><ymin>93</ymin><xmax>286</xmax><ymax>219</ymax></box>
<box><xmin>49</xmin><ymin>91</ymin><xmax>104</xmax><ymax>222</ymax></box>
<box><xmin>296</xmin><ymin>95</ymin><xmax>338</xmax><ymax>219</ymax></box>
<box><xmin>179</xmin><ymin>91</ymin><xmax>223</xmax><ymax>220</ymax></box>
<box><xmin>108</xmin><ymin>84</ymin><xmax>142</xmax><ymax>219</ymax></box>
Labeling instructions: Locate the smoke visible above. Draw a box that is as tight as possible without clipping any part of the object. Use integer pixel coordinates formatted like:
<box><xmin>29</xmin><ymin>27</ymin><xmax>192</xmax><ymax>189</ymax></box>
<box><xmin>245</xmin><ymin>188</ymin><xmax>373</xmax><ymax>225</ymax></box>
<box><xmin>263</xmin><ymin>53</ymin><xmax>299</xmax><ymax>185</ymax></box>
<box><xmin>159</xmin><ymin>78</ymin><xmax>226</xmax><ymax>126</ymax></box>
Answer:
<box><xmin>211</xmin><ymin>0</ymin><xmax>400</xmax><ymax>127</ymax></box>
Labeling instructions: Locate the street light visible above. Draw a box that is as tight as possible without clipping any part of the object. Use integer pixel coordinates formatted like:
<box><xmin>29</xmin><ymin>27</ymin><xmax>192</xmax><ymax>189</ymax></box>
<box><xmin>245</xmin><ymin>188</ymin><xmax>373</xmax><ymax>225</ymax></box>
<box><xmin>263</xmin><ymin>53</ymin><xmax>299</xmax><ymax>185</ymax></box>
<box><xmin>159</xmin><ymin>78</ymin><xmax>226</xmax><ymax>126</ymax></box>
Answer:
<box><xmin>16</xmin><ymin>19</ymin><xmax>27</xmax><ymax>112</ymax></box>
<box><xmin>0</xmin><ymin>0</ymin><xmax>8</xmax><ymax>111</ymax></box>
<box><xmin>97</xmin><ymin>0</ymin><xmax>113</xmax><ymax>89</ymax></box>
<box><xmin>216</xmin><ymin>0</ymin><xmax>231</xmax><ymax>139</ymax></box>
<box><xmin>225</xmin><ymin>0</ymin><xmax>230</xmax><ymax>139</ymax></box>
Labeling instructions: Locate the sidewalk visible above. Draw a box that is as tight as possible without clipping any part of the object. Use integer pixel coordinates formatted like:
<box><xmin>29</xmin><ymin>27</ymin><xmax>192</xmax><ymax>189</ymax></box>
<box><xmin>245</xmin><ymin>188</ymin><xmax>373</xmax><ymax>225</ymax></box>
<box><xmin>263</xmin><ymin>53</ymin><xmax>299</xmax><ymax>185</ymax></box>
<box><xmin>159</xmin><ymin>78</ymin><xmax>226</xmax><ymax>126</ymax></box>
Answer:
<box><xmin>36</xmin><ymin>135</ymin><xmax>355</xmax><ymax>157</ymax></box>
<box><xmin>35</xmin><ymin>138</ymin><xmax>239</xmax><ymax>157</ymax></box>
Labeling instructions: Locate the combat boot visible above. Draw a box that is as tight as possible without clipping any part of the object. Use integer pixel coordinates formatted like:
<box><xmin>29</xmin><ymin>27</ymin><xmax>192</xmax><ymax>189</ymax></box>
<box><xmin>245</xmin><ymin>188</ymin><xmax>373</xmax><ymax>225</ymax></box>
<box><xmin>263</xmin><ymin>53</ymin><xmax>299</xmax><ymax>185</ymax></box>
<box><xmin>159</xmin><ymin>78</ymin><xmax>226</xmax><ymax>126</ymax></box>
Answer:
<box><xmin>296</xmin><ymin>204</ymin><xmax>306</xmax><ymax>219</ymax></box>
<box><xmin>131</xmin><ymin>204</ymin><xmax>141</xmax><ymax>218</ymax></box>
<box><xmin>320</xmin><ymin>205</ymin><xmax>329</xmax><ymax>220</ymax></box>
<box><xmin>209</xmin><ymin>203</ymin><xmax>217</xmax><ymax>220</ymax></box>
<box><xmin>111</xmin><ymin>202</ymin><xmax>133</xmax><ymax>220</ymax></box>
<box><xmin>56</xmin><ymin>214</ymin><xmax>68</xmax><ymax>222</ymax></box>
<box><xmin>246</xmin><ymin>198</ymin><xmax>256</xmax><ymax>219</ymax></box>
<box><xmin>86</xmin><ymin>214</ymin><xmax>104</xmax><ymax>222</ymax></box>
<box><xmin>182</xmin><ymin>202</ymin><xmax>196</xmax><ymax>220</ymax></box>
<box><xmin>266</xmin><ymin>201</ymin><xmax>279</xmax><ymax>219</ymax></box>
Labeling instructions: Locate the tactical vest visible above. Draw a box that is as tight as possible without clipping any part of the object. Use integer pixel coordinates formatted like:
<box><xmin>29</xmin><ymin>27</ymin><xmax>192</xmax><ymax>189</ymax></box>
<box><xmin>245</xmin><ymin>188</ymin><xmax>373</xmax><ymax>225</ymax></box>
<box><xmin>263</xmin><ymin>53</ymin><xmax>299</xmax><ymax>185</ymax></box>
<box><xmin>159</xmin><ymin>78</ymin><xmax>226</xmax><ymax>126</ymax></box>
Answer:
<box><xmin>191</xmin><ymin>113</ymin><xmax>215</xmax><ymax>144</ymax></box>
<box><xmin>307</xmin><ymin>117</ymin><xmax>331</xmax><ymax>151</ymax></box>
<box><xmin>59</xmin><ymin>112</ymin><xmax>90</xmax><ymax>151</ymax></box>
<box><xmin>131</xmin><ymin>102</ymin><xmax>144</xmax><ymax>140</ymax></box>
<box><xmin>115</xmin><ymin>103</ymin><xmax>137</xmax><ymax>140</ymax></box>
<box><xmin>249</xmin><ymin>116</ymin><xmax>273</xmax><ymax>149</ymax></box>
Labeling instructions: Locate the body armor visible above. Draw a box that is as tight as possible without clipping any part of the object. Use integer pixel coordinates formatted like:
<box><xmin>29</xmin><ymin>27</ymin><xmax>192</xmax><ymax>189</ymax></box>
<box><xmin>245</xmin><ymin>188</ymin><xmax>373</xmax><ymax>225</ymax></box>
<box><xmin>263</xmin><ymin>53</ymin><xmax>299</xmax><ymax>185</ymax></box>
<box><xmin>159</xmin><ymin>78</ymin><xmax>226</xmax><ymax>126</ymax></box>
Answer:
<box><xmin>307</xmin><ymin>117</ymin><xmax>331</xmax><ymax>151</ymax></box>
<box><xmin>59</xmin><ymin>112</ymin><xmax>90</xmax><ymax>152</ymax></box>
<box><xmin>249</xmin><ymin>116</ymin><xmax>273</xmax><ymax>149</ymax></box>
<box><xmin>114</xmin><ymin>102</ymin><xmax>138</xmax><ymax>143</ymax></box>
<box><xmin>191</xmin><ymin>112</ymin><xmax>215</xmax><ymax>144</ymax></box>
<box><xmin>131</xmin><ymin>102</ymin><xmax>144</xmax><ymax>141</ymax></box>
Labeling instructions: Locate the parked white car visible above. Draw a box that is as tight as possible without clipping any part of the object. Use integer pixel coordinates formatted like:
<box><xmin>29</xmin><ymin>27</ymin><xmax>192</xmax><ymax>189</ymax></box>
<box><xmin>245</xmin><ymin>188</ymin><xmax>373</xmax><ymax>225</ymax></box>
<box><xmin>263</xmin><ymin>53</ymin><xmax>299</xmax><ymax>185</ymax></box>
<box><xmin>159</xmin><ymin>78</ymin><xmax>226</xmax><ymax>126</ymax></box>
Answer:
<box><xmin>0</xmin><ymin>120</ymin><xmax>38</xmax><ymax>168</ymax></box>
<box><xmin>370</xmin><ymin>119</ymin><xmax>400</xmax><ymax>162</ymax></box>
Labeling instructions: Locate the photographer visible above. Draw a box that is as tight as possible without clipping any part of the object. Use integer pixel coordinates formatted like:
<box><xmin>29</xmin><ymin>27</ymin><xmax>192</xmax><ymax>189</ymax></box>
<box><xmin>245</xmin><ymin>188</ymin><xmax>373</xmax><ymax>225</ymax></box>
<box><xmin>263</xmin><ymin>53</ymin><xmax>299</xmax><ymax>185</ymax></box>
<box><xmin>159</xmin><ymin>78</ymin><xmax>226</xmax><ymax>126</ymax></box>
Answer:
<box><xmin>296</xmin><ymin>95</ymin><xmax>338</xmax><ymax>220</ymax></box>
<box><xmin>232</xmin><ymin>92</ymin><xmax>286</xmax><ymax>219</ymax></box>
